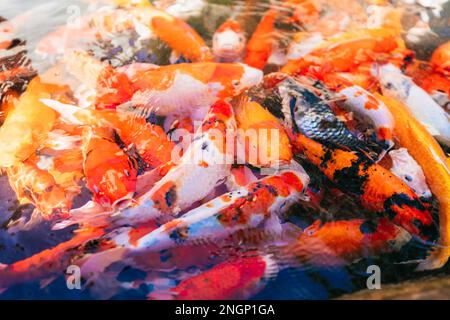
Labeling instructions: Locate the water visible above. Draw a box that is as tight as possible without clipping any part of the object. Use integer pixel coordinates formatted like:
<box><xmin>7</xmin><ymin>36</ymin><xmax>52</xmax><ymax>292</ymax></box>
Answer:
<box><xmin>0</xmin><ymin>0</ymin><xmax>449</xmax><ymax>300</ymax></box>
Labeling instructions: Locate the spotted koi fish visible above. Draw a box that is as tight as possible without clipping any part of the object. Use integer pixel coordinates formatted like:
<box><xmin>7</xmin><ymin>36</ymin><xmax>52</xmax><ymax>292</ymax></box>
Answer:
<box><xmin>129</xmin><ymin>169</ymin><xmax>309</xmax><ymax>253</ymax></box>
<box><xmin>290</xmin><ymin>133</ymin><xmax>435</xmax><ymax>240</ymax></box>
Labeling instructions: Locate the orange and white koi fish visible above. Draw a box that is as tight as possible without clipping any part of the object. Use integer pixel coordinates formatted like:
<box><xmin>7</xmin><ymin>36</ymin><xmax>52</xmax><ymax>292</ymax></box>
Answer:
<box><xmin>244</xmin><ymin>9</ymin><xmax>277</xmax><ymax>70</ymax></box>
<box><xmin>130</xmin><ymin>169</ymin><xmax>309</xmax><ymax>253</ymax></box>
<box><xmin>285</xmin><ymin>218</ymin><xmax>410</xmax><ymax>267</ymax></box>
<box><xmin>234</xmin><ymin>98</ymin><xmax>292</xmax><ymax>168</ymax></box>
<box><xmin>375</xmin><ymin>63</ymin><xmax>450</xmax><ymax>147</ymax></box>
<box><xmin>405</xmin><ymin>61</ymin><xmax>450</xmax><ymax>111</ymax></box>
<box><xmin>212</xmin><ymin>20</ymin><xmax>246</xmax><ymax>62</ymax></box>
<box><xmin>119</xmin><ymin>62</ymin><xmax>263</xmax><ymax>119</ymax></box>
<box><xmin>282</xmin><ymin>28</ymin><xmax>401</xmax><ymax>75</ymax></box>
<box><xmin>154</xmin><ymin>254</ymin><xmax>278</xmax><ymax>300</ymax></box>
<box><xmin>82</xmin><ymin>127</ymin><xmax>138</xmax><ymax>209</ymax></box>
<box><xmin>375</xmin><ymin>94</ymin><xmax>450</xmax><ymax>270</ymax></box>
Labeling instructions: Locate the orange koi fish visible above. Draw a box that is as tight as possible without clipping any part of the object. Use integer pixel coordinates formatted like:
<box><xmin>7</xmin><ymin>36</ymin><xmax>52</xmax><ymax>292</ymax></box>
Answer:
<box><xmin>244</xmin><ymin>9</ymin><xmax>277</xmax><ymax>70</ymax></box>
<box><xmin>41</xmin><ymin>99</ymin><xmax>175</xmax><ymax>170</ymax></box>
<box><xmin>82</xmin><ymin>127</ymin><xmax>138</xmax><ymax>208</ymax></box>
<box><xmin>234</xmin><ymin>98</ymin><xmax>292</xmax><ymax>168</ymax></box>
<box><xmin>375</xmin><ymin>94</ymin><xmax>450</xmax><ymax>270</ymax></box>
<box><xmin>6</xmin><ymin>157</ymin><xmax>73</xmax><ymax>219</ymax></box>
<box><xmin>281</xmin><ymin>28</ymin><xmax>401</xmax><ymax>75</ymax></box>
<box><xmin>0</xmin><ymin>227</ymin><xmax>105</xmax><ymax>291</ymax></box>
<box><xmin>0</xmin><ymin>77</ymin><xmax>72</xmax><ymax>167</ymax></box>
<box><xmin>285</xmin><ymin>218</ymin><xmax>410</xmax><ymax>267</ymax></box>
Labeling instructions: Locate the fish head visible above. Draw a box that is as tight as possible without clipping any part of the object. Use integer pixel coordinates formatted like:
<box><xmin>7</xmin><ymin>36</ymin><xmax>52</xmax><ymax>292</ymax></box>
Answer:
<box><xmin>374</xmin><ymin>64</ymin><xmax>411</xmax><ymax>100</ymax></box>
<box><xmin>213</xmin><ymin>26</ymin><xmax>246</xmax><ymax>60</ymax></box>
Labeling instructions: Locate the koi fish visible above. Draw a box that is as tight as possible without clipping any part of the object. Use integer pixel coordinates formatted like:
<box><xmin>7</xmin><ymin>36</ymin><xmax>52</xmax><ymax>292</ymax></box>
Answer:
<box><xmin>130</xmin><ymin>169</ymin><xmax>309</xmax><ymax>253</ymax></box>
<box><xmin>155</xmin><ymin>254</ymin><xmax>278</xmax><ymax>300</ymax></box>
<box><xmin>0</xmin><ymin>77</ymin><xmax>72</xmax><ymax>167</ymax></box>
<box><xmin>375</xmin><ymin>93</ymin><xmax>450</xmax><ymax>270</ymax></box>
<box><xmin>282</xmin><ymin>28</ymin><xmax>401</xmax><ymax>75</ymax></box>
<box><xmin>431</xmin><ymin>40</ymin><xmax>450</xmax><ymax>76</ymax></box>
<box><xmin>6</xmin><ymin>157</ymin><xmax>73</xmax><ymax>219</ymax></box>
<box><xmin>61</xmin><ymin>100</ymin><xmax>236</xmax><ymax>228</ymax></box>
<box><xmin>274</xmin><ymin>77</ymin><xmax>373</xmax><ymax>154</ymax></box>
<box><xmin>234</xmin><ymin>97</ymin><xmax>292</xmax><ymax>168</ymax></box>
<box><xmin>405</xmin><ymin>61</ymin><xmax>450</xmax><ymax>111</ymax></box>
<box><xmin>290</xmin><ymin>133</ymin><xmax>435</xmax><ymax>240</ymax></box>
<box><xmin>375</xmin><ymin>63</ymin><xmax>450</xmax><ymax>147</ymax></box>
<box><xmin>41</xmin><ymin>99</ymin><xmax>175</xmax><ymax>170</ymax></box>
<box><xmin>0</xmin><ymin>227</ymin><xmax>105</xmax><ymax>292</ymax></box>
<box><xmin>318</xmin><ymin>73</ymin><xmax>395</xmax><ymax>153</ymax></box>
<box><xmin>118</xmin><ymin>62</ymin><xmax>263</xmax><ymax>119</ymax></box>
<box><xmin>82</xmin><ymin>127</ymin><xmax>138</xmax><ymax>209</ymax></box>
<box><xmin>388</xmin><ymin>148</ymin><xmax>432</xmax><ymax>199</ymax></box>
<box><xmin>212</xmin><ymin>20</ymin><xmax>246</xmax><ymax>62</ymax></box>
<box><xmin>284</xmin><ymin>218</ymin><xmax>410</xmax><ymax>267</ymax></box>
<box><xmin>244</xmin><ymin>9</ymin><xmax>277</xmax><ymax>70</ymax></box>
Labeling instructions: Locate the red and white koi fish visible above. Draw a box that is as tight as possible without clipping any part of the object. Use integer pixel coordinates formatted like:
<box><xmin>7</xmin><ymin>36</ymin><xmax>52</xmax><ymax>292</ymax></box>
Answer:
<box><xmin>129</xmin><ymin>169</ymin><xmax>309</xmax><ymax>253</ymax></box>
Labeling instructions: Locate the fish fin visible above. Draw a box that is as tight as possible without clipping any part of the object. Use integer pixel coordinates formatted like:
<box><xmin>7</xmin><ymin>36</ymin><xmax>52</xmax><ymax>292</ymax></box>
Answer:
<box><xmin>40</xmin><ymin>98</ymin><xmax>84</xmax><ymax>125</ymax></box>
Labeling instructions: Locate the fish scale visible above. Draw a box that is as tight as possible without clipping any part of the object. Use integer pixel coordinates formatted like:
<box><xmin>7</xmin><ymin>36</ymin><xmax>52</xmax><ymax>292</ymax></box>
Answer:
<box><xmin>280</xmin><ymin>78</ymin><xmax>370</xmax><ymax>152</ymax></box>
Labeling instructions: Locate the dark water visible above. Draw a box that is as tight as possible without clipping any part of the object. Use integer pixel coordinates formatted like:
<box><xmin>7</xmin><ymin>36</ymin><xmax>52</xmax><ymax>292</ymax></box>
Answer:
<box><xmin>0</xmin><ymin>0</ymin><xmax>449</xmax><ymax>300</ymax></box>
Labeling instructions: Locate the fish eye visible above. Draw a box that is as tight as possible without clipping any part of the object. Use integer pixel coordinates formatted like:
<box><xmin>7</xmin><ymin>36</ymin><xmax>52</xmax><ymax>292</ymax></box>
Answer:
<box><xmin>404</xmin><ymin>175</ymin><xmax>413</xmax><ymax>182</ymax></box>
<box><xmin>232</xmin><ymin>80</ymin><xmax>240</xmax><ymax>87</ymax></box>
<box><xmin>385</xmin><ymin>82</ymin><xmax>393</xmax><ymax>89</ymax></box>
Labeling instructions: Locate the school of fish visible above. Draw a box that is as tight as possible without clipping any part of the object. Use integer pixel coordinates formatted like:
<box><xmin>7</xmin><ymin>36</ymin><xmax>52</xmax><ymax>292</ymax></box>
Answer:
<box><xmin>0</xmin><ymin>0</ymin><xmax>449</xmax><ymax>299</ymax></box>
